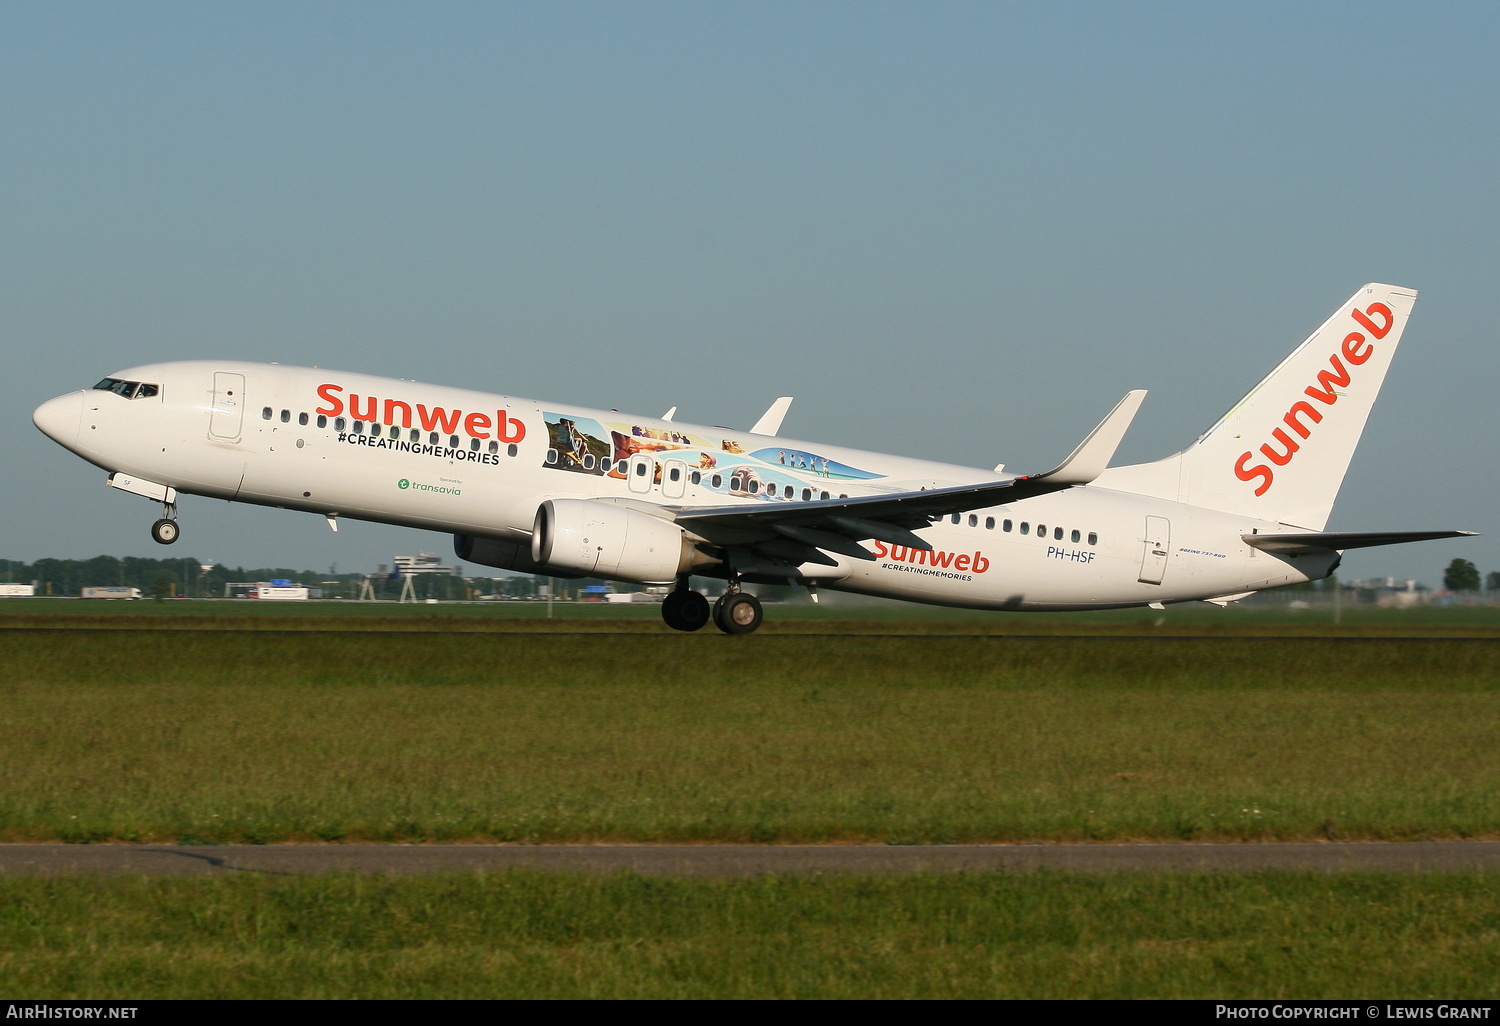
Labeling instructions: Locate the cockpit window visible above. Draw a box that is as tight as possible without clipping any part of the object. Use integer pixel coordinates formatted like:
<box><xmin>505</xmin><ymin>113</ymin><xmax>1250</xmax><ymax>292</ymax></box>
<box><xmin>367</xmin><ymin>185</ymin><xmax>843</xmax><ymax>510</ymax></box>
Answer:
<box><xmin>93</xmin><ymin>378</ymin><xmax>159</xmax><ymax>400</ymax></box>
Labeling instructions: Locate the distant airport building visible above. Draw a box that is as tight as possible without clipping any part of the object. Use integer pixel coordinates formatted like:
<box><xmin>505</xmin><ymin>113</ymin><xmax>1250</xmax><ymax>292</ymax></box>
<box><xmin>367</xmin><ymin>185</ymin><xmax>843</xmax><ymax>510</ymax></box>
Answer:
<box><xmin>393</xmin><ymin>553</ymin><xmax>461</xmax><ymax>576</ymax></box>
<box><xmin>224</xmin><ymin>582</ymin><xmax>321</xmax><ymax>600</ymax></box>
<box><xmin>0</xmin><ymin>584</ymin><xmax>37</xmax><ymax>597</ymax></box>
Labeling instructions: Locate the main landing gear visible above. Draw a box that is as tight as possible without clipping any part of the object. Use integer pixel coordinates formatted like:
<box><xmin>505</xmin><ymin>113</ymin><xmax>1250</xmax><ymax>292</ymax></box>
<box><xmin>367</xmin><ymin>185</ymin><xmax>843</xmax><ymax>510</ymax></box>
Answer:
<box><xmin>150</xmin><ymin>503</ymin><xmax>179</xmax><ymax>545</ymax></box>
<box><xmin>661</xmin><ymin>584</ymin><xmax>711</xmax><ymax>632</ymax></box>
<box><xmin>659</xmin><ymin>578</ymin><xmax>764</xmax><ymax>635</ymax></box>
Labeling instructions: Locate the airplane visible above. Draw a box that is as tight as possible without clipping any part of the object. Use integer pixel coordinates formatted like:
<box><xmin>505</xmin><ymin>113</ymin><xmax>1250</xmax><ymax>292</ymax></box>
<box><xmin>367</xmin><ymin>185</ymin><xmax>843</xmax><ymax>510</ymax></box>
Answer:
<box><xmin>32</xmin><ymin>283</ymin><xmax>1473</xmax><ymax>634</ymax></box>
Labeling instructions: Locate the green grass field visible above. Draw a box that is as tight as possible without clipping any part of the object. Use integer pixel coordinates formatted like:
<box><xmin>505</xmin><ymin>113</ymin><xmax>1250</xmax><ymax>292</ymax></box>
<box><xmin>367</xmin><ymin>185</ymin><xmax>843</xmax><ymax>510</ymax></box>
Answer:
<box><xmin>1</xmin><ymin>871</ymin><xmax>1495</xmax><ymax>998</ymax></box>
<box><xmin>1</xmin><ymin>616</ymin><xmax>1495</xmax><ymax>844</ymax></box>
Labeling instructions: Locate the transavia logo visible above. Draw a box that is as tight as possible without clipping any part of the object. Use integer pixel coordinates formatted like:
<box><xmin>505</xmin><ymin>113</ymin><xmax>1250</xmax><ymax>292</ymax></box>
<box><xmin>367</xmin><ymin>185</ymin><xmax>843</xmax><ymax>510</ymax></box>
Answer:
<box><xmin>397</xmin><ymin>478</ymin><xmax>461</xmax><ymax>496</ymax></box>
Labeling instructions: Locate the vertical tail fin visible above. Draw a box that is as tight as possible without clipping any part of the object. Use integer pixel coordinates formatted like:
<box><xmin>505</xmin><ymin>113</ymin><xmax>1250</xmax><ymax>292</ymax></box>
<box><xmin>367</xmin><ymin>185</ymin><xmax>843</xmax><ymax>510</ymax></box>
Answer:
<box><xmin>1098</xmin><ymin>283</ymin><xmax>1418</xmax><ymax>530</ymax></box>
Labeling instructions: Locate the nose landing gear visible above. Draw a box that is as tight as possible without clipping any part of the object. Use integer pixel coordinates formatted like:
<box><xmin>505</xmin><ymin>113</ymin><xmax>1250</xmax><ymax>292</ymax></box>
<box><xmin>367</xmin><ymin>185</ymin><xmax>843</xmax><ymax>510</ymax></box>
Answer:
<box><xmin>150</xmin><ymin>503</ymin><xmax>179</xmax><ymax>545</ymax></box>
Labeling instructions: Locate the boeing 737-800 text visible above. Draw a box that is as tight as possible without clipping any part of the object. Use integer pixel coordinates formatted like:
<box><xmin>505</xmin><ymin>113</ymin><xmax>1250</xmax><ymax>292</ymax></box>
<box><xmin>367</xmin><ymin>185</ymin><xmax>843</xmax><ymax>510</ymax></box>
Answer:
<box><xmin>32</xmin><ymin>283</ymin><xmax>1473</xmax><ymax>633</ymax></box>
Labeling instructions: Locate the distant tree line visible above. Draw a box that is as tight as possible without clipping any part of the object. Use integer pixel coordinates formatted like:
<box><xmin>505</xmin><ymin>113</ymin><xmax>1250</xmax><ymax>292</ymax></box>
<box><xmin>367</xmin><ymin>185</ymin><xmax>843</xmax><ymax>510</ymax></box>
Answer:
<box><xmin>0</xmin><ymin>555</ymin><xmax>616</xmax><ymax>600</ymax></box>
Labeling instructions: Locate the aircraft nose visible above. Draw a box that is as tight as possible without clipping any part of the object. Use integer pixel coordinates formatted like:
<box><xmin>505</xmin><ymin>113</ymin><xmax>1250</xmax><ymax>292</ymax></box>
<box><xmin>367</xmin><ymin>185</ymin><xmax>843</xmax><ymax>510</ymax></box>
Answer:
<box><xmin>33</xmin><ymin>392</ymin><xmax>82</xmax><ymax>448</ymax></box>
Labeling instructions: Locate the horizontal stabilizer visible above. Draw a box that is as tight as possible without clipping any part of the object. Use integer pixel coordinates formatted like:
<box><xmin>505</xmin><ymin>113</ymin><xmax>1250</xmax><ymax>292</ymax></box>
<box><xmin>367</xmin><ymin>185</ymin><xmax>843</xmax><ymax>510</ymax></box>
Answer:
<box><xmin>1244</xmin><ymin>529</ymin><xmax>1477</xmax><ymax>555</ymax></box>
<box><xmin>1033</xmin><ymin>390</ymin><xmax>1146</xmax><ymax>485</ymax></box>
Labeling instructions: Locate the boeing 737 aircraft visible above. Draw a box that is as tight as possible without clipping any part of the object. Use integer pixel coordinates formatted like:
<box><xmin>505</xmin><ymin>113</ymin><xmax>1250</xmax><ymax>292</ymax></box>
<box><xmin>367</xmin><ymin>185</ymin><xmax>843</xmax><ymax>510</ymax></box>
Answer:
<box><xmin>33</xmin><ymin>283</ymin><xmax>1472</xmax><ymax>633</ymax></box>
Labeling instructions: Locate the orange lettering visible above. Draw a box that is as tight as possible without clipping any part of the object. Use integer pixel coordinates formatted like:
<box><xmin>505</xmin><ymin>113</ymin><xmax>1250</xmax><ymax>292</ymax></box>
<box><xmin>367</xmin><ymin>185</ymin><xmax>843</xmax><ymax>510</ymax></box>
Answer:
<box><xmin>1351</xmin><ymin>302</ymin><xmax>1393</xmax><ymax>339</ymax></box>
<box><xmin>417</xmin><ymin>405</ymin><xmax>462</xmax><ymax>435</ymax></box>
<box><xmin>497</xmin><ymin>410</ymin><xmax>526</xmax><ymax>444</ymax></box>
<box><xmin>955</xmin><ymin>554</ymin><xmax>971</xmax><ymax>570</ymax></box>
<box><xmin>384</xmin><ymin>399</ymin><xmax>412</xmax><ymax>428</ymax></box>
<box><xmin>972</xmin><ymin>552</ymin><xmax>989</xmax><ymax>573</ymax></box>
<box><xmin>1283</xmin><ymin>401</ymin><xmax>1323</xmax><ymax>439</ymax></box>
<box><xmin>1304</xmin><ymin>355</ymin><xmax>1352</xmax><ymax>405</ymax></box>
<box><xmin>314</xmin><ymin>384</ymin><xmax>343</xmax><ymax>417</ymax></box>
<box><xmin>464</xmin><ymin>412</ymin><xmax>492</xmax><ymax>439</ymax></box>
<box><xmin>1260</xmin><ymin>428</ymin><xmax>1300</xmax><ymax>467</ymax></box>
<box><xmin>348</xmin><ymin>394</ymin><xmax>377</xmax><ymax>421</ymax></box>
<box><xmin>1235</xmin><ymin>452</ymin><xmax>1273</xmax><ymax>496</ymax></box>
<box><xmin>1341</xmin><ymin>331</ymin><xmax>1372</xmax><ymax>365</ymax></box>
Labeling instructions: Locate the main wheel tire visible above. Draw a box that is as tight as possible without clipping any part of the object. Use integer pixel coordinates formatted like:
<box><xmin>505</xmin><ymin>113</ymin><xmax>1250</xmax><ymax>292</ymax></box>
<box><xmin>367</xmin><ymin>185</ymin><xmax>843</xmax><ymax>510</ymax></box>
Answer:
<box><xmin>662</xmin><ymin>590</ymin><xmax>711</xmax><ymax>632</ymax></box>
<box><xmin>151</xmin><ymin>519</ymin><xmax>179</xmax><ymax>545</ymax></box>
<box><xmin>713</xmin><ymin>592</ymin><xmax>763</xmax><ymax>635</ymax></box>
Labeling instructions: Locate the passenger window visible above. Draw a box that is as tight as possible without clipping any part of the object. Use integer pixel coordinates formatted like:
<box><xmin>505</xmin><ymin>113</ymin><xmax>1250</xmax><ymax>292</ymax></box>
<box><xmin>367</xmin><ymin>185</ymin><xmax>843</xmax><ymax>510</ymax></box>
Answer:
<box><xmin>582</xmin><ymin>453</ymin><xmax>595</xmax><ymax>468</ymax></box>
<box><xmin>599</xmin><ymin>456</ymin><xmax>610</xmax><ymax>472</ymax></box>
<box><xmin>784</xmin><ymin>485</ymin><xmax>794</xmax><ymax>498</ymax></box>
<box><xmin>280</xmin><ymin>410</ymin><xmax>290</xmax><ymax>423</ymax></box>
<box><xmin>1088</xmin><ymin>532</ymin><xmax>1098</xmax><ymax>546</ymax></box>
<box><xmin>299</xmin><ymin>412</ymin><xmax>309</xmax><ymax>426</ymax></box>
<box><xmin>1020</xmin><ymin>522</ymin><xmax>1030</xmax><ymax>535</ymax></box>
<box><xmin>430</xmin><ymin>433</ymin><xmax>439</xmax><ymax>445</ymax></box>
<box><xmin>731</xmin><ymin>475</ymin><xmax>744</xmax><ymax>491</ymax></box>
<box><xmin>262</xmin><ymin>407</ymin><xmax>273</xmax><ymax>420</ymax></box>
<box><xmin>950</xmin><ymin>514</ymin><xmax>960</xmax><ymax>525</ymax></box>
<box><xmin>352</xmin><ymin>421</ymin><xmax>363</xmax><ymax>434</ymax></box>
<box><xmin>712</xmin><ymin>474</ymin><xmax>723</xmax><ymax>488</ymax></box>
<box><xmin>669</xmin><ymin>467</ymin><xmax>681</xmax><ymax>482</ymax></box>
<box><xmin>634</xmin><ymin>462</ymin><xmax>647</xmax><ymax>477</ymax></box>
<box><xmin>968</xmin><ymin>514</ymin><xmax>978</xmax><ymax>528</ymax></box>
<box><xmin>317</xmin><ymin>415</ymin><xmax>327</xmax><ymax>428</ymax></box>
<box><xmin>1071</xmin><ymin>529</ymin><xmax>1080</xmax><ymax>543</ymax></box>
<box><xmin>690</xmin><ymin>471</ymin><xmax>701</xmax><ymax>485</ymax></box>
<box><xmin>469</xmin><ymin>437</ymin><xmax>480</xmax><ymax>451</ymax></box>
<box><xmin>487</xmin><ymin>440</ymin><xmax>498</xmax><ymax>453</ymax></box>
<box><xmin>390</xmin><ymin>426</ymin><xmax>400</xmax><ymax>440</ymax></box>
<box><xmin>449</xmin><ymin>436</ymin><xmax>460</xmax><ymax>448</ymax></box>
<box><xmin>802</xmin><ymin>488</ymin><xmax>812</xmax><ymax>501</ymax></box>
<box><xmin>545</xmin><ymin>449</ymin><xmax>558</xmax><ymax>464</ymax></box>
<box><xmin>1003</xmin><ymin>519</ymin><xmax>1013</xmax><ymax>532</ymax></box>
<box><xmin>821</xmin><ymin>491</ymin><xmax>830</xmax><ymax>500</ymax></box>
<box><xmin>1054</xmin><ymin>527</ymin><xmax>1063</xmax><ymax>541</ymax></box>
<box><xmin>1037</xmin><ymin>523</ymin><xmax>1046</xmax><ymax>537</ymax></box>
<box><xmin>508</xmin><ymin>444</ymin><xmax>519</xmax><ymax>457</ymax></box>
<box><xmin>335</xmin><ymin>417</ymin><xmax>346</xmax><ymax>431</ymax></box>
<box><xmin>749</xmin><ymin>480</ymin><xmax>760</xmax><ymax>494</ymax></box>
<box><xmin>985</xmin><ymin>517</ymin><xmax>995</xmax><ymax>530</ymax></box>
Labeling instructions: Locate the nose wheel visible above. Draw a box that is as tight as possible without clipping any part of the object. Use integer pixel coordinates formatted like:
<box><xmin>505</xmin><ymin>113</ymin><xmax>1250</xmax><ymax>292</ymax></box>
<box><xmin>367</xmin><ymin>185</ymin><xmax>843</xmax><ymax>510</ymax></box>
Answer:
<box><xmin>151</xmin><ymin>504</ymin><xmax>180</xmax><ymax>545</ymax></box>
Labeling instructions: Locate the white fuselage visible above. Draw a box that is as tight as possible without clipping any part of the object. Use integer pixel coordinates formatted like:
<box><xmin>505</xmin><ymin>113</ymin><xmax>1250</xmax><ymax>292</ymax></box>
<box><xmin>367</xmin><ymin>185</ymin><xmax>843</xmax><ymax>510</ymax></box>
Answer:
<box><xmin>33</xmin><ymin>360</ymin><xmax>1330</xmax><ymax>610</ymax></box>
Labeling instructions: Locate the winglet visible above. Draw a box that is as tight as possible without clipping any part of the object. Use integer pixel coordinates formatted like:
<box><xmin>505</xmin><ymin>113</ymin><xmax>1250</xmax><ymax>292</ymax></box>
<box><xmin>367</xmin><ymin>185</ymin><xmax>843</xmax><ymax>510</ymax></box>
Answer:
<box><xmin>750</xmin><ymin>397</ymin><xmax>794</xmax><ymax>435</ymax></box>
<box><xmin>662</xmin><ymin>406</ymin><xmax>677</xmax><ymax>422</ymax></box>
<box><xmin>1033</xmin><ymin>390</ymin><xmax>1146</xmax><ymax>486</ymax></box>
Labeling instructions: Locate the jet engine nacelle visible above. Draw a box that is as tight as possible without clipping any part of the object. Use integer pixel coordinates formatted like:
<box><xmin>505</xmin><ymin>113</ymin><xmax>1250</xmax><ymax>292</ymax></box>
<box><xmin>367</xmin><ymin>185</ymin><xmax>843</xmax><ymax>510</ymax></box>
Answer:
<box><xmin>453</xmin><ymin>533</ymin><xmax>586</xmax><ymax>578</ymax></box>
<box><xmin>531</xmin><ymin>498</ymin><xmax>703</xmax><ymax>584</ymax></box>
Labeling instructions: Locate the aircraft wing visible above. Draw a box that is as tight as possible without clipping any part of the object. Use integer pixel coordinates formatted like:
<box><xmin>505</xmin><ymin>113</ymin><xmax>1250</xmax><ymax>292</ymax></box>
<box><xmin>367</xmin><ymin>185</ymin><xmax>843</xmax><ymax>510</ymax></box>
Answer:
<box><xmin>668</xmin><ymin>391</ymin><xmax>1146</xmax><ymax>570</ymax></box>
<box><xmin>1243</xmin><ymin>529</ymin><xmax>1478</xmax><ymax>555</ymax></box>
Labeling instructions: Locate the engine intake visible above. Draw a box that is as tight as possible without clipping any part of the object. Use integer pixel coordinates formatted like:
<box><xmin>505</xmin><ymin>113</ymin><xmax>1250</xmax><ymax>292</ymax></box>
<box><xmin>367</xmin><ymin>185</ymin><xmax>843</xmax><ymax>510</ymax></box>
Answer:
<box><xmin>531</xmin><ymin>499</ymin><xmax>706</xmax><ymax>583</ymax></box>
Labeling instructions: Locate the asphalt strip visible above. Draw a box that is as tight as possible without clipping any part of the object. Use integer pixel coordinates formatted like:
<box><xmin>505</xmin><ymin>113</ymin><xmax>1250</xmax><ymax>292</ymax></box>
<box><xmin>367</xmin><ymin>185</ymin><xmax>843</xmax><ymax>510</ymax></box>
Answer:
<box><xmin>1</xmin><ymin>842</ymin><xmax>1498</xmax><ymax>877</ymax></box>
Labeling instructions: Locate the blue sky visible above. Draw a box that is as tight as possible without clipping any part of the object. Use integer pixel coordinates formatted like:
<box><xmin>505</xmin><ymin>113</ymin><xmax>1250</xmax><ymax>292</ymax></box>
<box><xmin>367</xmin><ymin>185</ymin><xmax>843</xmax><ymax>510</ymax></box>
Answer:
<box><xmin>4</xmin><ymin>1</ymin><xmax>1495</xmax><ymax>584</ymax></box>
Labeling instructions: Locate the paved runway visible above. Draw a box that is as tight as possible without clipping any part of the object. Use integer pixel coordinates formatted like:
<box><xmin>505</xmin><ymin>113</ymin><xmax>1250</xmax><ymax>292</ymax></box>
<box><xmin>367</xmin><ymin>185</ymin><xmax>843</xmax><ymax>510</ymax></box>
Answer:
<box><xmin>2</xmin><ymin>842</ymin><xmax>1497</xmax><ymax>877</ymax></box>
